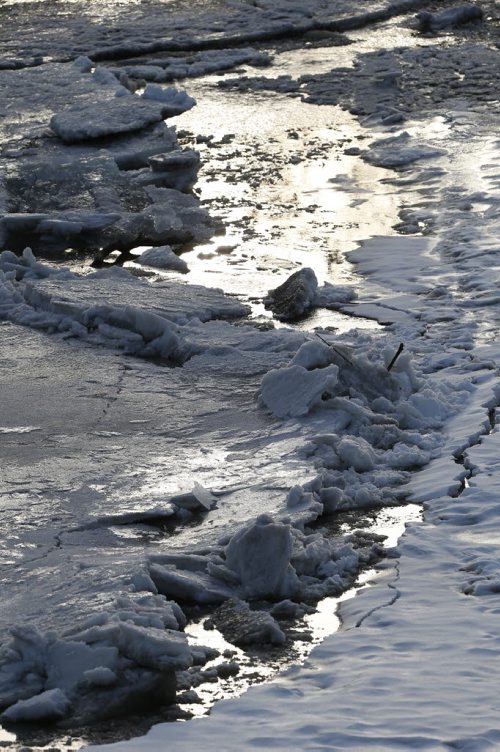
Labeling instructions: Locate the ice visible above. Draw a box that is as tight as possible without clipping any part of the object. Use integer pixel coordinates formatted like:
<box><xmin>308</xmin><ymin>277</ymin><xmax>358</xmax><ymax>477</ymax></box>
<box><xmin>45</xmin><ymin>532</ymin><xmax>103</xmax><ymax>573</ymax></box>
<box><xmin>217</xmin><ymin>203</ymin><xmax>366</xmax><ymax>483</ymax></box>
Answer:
<box><xmin>363</xmin><ymin>132</ymin><xmax>448</xmax><ymax>170</ymax></box>
<box><xmin>147</xmin><ymin>149</ymin><xmax>200</xmax><ymax>192</ymax></box>
<box><xmin>170</xmin><ymin>483</ymin><xmax>218</xmax><ymax>512</ymax></box>
<box><xmin>416</xmin><ymin>3</ymin><xmax>484</xmax><ymax>32</ymax></box>
<box><xmin>2</xmin><ymin>688</ymin><xmax>71</xmax><ymax>723</ymax></box>
<box><xmin>150</xmin><ymin>563</ymin><xmax>233</xmax><ymax>605</ymax></box>
<box><xmin>335</xmin><ymin>435</ymin><xmax>376</xmax><ymax>472</ymax></box>
<box><xmin>148</xmin><ymin>511</ymin><xmax>382</xmax><ymax>617</ymax></box>
<box><xmin>50</xmin><ymin>97</ymin><xmax>169</xmax><ymax>143</ymax></box>
<box><xmin>1</xmin><ymin>58</ymin><xmax>213</xmax><ymax>256</ymax></box>
<box><xmin>112</xmin><ymin>49</ymin><xmax>271</xmax><ymax>84</ymax></box>
<box><xmin>141</xmin><ymin>84</ymin><xmax>196</xmax><ymax>113</ymax></box>
<box><xmin>83</xmin><ymin>667</ymin><xmax>118</xmax><ymax>688</ymax></box>
<box><xmin>50</xmin><ymin>86</ymin><xmax>195</xmax><ymax>144</ymax></box>
<box><xmin>0</xmin><ymin>592</ymin><xmax>193</xmax><ymax>725</ymax></box>
<box><xmin>224</xmin><ymin>515</ymin><xmax>298</xmax><ymax>600</ymax></box>
<box><xmin>314</xmin><ymin>281</ymin><xmax>357</xmax><ymax>309</ymax></box>
<box><xmin>138</xmin><ymin>246</ymin><xmax>190</xmax><ymax>273</ymax></box>
<box><xmin>259</xmin><ymin>363</ymin><xmax>339</xmax><ymax>418</ymax></box>
<box><xmin>0</xmin><ymin>251</ymin><xmax>250</xmax><ymax>360</ymax></box>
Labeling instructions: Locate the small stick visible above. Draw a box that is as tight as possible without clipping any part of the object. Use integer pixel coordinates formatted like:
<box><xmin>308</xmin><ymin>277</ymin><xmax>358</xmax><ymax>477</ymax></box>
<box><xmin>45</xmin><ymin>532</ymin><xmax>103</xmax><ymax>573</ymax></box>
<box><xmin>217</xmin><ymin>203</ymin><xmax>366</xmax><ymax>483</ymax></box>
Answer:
<box><xmin>387</xmin><ymin>343</ymin><xmax>404</xmax><ymax>372</ymax></box>
<box><xmin>315</xmin><ymin>331</ymin><xmax>354</xmax><ymax>366</ymax></box>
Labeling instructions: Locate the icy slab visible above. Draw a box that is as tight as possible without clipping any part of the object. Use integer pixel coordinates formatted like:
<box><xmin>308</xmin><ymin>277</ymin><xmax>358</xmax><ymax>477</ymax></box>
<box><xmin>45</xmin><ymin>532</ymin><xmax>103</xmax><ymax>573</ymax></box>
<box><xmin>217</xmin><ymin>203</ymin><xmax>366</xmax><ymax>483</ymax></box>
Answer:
<box><xmin>1</xmin><ymin>58</ymin><xmax>211</xmax><ymax>255</ymax></box>
<box><xmin>112</xmin><ymin>48</ymin><xmax>271</xmax><ymax>84</ymax></box>
<box><xmin>50</xmin><ymin>87</ymin><xmax>195</xmax><ymax>143</ymax></box>
<box><xmin>26</xmin><ymin>268</ymin><xmax>249</xmax><ymax>324</ymax></box>
<box><xmin>347</xmin><ymin>235</ymin><xmax>436</xmax><ymax>291</ymax></box>
<box><xmin>0</xmin><ymin>252</ymin><xmax>250</xmax><ymax>360</ymax></box>
<box><xmin>170</xmin><ymin>483</ymin><xmax>218</xmax><ymax>512</ymax></box>
<box><xmin>416</xmin><ymin>3</ymin><xmax>484</xmax><ymax>32</ymax></box>
<box><xmin>137</xmin><ymin>246</ymin><xmax>189</xmax><ymax>273</ymax></box>
<box><xmin>260</xmin><ymin>363</ymin><xmax>339</xmax><ymax>418</ymax></box>
<box><xmin>314</xmin><ymin>281</ymin><xmax>357</xmax><ymax>309</ymax></box>
<box><xmin>50</xmin><ymin>97</ymin><xmax>171</xmax><ymax>143</ymax></box>
<box><xmin>362</xmin><ymin>131</ymin><xmax>447</xmax><ymax>170</ymax></box>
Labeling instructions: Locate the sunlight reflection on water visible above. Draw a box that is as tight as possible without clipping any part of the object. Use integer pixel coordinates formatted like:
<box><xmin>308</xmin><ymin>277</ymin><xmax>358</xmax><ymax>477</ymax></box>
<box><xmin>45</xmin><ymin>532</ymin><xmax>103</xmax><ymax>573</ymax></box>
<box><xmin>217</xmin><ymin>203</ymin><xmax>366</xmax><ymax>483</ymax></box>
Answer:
<box><xmin>183</xmin><ymin>502</ymin><xmax>421</xmax><ymax>717</ymax></box>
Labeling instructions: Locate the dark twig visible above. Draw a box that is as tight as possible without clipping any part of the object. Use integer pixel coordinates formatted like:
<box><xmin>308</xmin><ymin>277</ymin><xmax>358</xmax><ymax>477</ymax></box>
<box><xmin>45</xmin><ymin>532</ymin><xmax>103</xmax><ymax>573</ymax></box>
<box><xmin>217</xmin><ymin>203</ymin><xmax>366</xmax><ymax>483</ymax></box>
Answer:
<box><xmin>315</xmin><ymin>331</ymin><xmax>354</xmax><ymax>366</ymax></box>
<box><xmin>387</xmin><ymin>343</ymin><xmax>404</xmax><ymax>371</ymax></box>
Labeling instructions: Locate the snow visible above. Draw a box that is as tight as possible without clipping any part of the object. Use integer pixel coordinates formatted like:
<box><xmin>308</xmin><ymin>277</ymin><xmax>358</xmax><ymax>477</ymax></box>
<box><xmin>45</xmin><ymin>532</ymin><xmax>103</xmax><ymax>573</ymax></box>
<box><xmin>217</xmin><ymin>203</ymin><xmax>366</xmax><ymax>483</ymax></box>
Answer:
<box><xmin>2</xmin><ymin>0</ymin><xmax>500</xmax><ymax>747</ymax></box>
<box><xmin>259</xmin><ymin>363</ymin><xmax>339</xmax><ymax>418</ymax></box>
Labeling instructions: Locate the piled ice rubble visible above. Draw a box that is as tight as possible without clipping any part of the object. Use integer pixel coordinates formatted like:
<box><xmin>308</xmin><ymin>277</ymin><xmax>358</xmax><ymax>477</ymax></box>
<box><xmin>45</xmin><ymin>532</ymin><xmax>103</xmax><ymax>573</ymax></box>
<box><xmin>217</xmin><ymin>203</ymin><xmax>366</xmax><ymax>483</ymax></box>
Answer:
<box><xmin>260</xmin><ymin>338</ymin><xmax>471</xmax><ymax>516</ymax></box>
<box><xmin>0</xmin><ymin>594</ymin><xmax>191</xmax><ymax>725</ymax></box>
<box><xmin>149</xmin><ymin>514</ymin><xmax>384</xmax><ymax>622</ymax></box>
<box><xmin>142</xmin><ymin>338</ymin><xmax>470</xmax><ymax>638</ymax></box>
<box><xmin>0</xmin><ymin>57</ymin><xmax>212</xmax><ymax>256</ymax></box>
<box><xmin>0</xmin><ymin>244</ymin><xmax>478</xmax><ymax>726</ymax></box>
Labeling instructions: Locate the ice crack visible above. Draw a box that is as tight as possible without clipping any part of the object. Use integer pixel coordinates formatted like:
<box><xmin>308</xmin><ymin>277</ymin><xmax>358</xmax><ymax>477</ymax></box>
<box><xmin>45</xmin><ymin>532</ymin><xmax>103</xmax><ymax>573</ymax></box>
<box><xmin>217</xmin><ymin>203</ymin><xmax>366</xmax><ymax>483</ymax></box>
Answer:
<box><xmin>354</xmin><ymin>561</ymin><xmax>401</xmax><ymax>629</ymax></box>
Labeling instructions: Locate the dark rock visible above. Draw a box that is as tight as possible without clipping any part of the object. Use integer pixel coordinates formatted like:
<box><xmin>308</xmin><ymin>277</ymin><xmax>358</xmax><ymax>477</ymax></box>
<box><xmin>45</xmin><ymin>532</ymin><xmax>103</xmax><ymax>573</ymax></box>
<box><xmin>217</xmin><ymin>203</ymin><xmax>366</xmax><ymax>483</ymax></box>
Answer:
<box><xmin>210</xmin><ymin>599</ymin><xmax>286</xmax><ymax>646</ymax></box>
<box><xmin>264</xmin><ymin>267</ymin><xmax>318</xmax><ymax>321</ymax></box>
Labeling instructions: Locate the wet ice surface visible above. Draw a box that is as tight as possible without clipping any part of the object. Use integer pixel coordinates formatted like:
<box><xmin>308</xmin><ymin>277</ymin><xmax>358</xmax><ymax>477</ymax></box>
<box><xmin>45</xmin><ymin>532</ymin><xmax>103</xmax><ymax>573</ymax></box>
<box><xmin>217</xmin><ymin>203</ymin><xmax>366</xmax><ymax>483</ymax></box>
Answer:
<box><xmin>1</xmin><ymin>0</ymin><xmax>500</xmax><ymax>749</ymax></box>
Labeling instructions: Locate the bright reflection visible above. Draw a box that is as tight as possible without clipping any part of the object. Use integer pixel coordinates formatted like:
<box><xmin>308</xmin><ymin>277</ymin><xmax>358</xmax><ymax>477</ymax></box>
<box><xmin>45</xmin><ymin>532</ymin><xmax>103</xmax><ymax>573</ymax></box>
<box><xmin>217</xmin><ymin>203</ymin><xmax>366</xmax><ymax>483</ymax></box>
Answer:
<box><xmin>0</xmin><ymin>727</ymin><xmax>16</xmax><ymax>742</ymax></box>
<box><xmin>170</xmin><ymin>60</ymin><xmax>402</xmax><ymax>335</ymax></box>
<box><xmin>182</xmin><ymin>502</ymin><xmax>421</xmax><ymax>716</ymax></box>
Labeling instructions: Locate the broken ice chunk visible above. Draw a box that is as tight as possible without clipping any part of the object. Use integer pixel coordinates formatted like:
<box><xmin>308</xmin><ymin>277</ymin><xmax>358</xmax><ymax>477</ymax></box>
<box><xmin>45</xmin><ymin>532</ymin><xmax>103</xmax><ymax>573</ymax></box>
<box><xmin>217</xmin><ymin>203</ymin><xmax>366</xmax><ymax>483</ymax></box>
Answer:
<box><xmin>170</xmin><ymin>483</ymin><xmax>217</xmax><ymax>512</ymax></box>
<box><xmin>150</xmin><ymin>563</ymin><xmax>232</xmax><ymax>604</ymax></box>
<box><xmin>137</xmin><ymin>245</ymin><xmax>189</xmax><ymax>273</ymax></box>
<box><xmin>224</xmin><ymin>515</ymin><xmax>299</xmax><ymax>600</ymax></box>
<box><xmin>50</xmin><ymin>97</ymin><xmax>176</xmax><ymax>143</ymax></box>
<box><xmin>1</xmin><ymin>688</ymin><xmax>71</xmax><ymax>723</ymax></box>
<box><xmin>259</xmin><ymin>363</ymin><xmax>339</xmax><ymax>418</ymax></box>
<box><xmin>147</xmin><ymin>149</ymin><xmax>200</xmax><ymax>191</ymax></box>
<box><xmin>141</xmin><ymin>84</ymin><xmax>196</xmax><ymax>116</ymax></box>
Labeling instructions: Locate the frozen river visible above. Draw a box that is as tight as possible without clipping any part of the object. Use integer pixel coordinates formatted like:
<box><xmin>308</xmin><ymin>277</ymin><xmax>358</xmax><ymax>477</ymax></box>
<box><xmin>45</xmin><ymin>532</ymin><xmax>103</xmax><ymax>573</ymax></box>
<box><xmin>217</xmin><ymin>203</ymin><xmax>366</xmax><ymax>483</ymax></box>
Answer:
<box><xmin>1</xmin><ymin>0</ymin><xmax>500</xmax><ymax>750</ymax></box>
